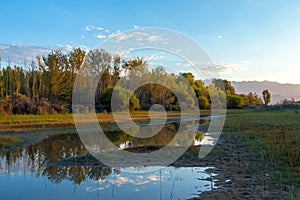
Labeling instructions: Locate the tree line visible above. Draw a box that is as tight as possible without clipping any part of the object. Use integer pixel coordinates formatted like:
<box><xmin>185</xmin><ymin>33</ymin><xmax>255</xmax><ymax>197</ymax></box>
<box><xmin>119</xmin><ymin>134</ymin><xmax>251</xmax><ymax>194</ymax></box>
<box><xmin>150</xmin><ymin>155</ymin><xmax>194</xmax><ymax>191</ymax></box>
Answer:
<box><xmin>0</xmin><ymin>48</ymin><xmax>269</xmax><ymax>115</ymax></box>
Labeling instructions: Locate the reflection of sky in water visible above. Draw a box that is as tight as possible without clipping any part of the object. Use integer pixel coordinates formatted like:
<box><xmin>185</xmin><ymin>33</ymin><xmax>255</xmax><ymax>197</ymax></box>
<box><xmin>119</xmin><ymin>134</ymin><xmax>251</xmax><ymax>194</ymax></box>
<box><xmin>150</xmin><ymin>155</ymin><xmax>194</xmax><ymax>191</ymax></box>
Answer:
<box><xmin>0</xmin><ymin>165</ymin><xmax>215</xmax><ymax>200</ymax></box>
<box><xmin>119</xmin><ymin>133</ymin><xmax>215</xmax><ymax>149</ymax></box>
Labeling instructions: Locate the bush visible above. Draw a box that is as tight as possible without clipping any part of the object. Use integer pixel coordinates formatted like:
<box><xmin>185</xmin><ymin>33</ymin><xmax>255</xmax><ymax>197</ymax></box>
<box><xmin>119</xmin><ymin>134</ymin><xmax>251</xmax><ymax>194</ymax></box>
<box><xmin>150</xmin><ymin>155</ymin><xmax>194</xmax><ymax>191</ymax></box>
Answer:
<box><xmin>227</xmin><ymin>95</ymin><xmax>244</xmax><ymax>109</ymax></box>
<box><xmin>0</xmin><ymin>97</ymin><xmax>12</xmax><ymax>115</ymax></box>
<box><xmin>100</xmin><ymin>86</ymin><xmax>140</xmax><ymax>112</ymax></box>
<box><xmin>198</xmin><ymin>95</ymin><xmax>209</xmax><ymax>109</ymax></box>
<box><xmin>12</xmin><ymin>94</ymin><xmax>38</xmax><ymax>114</ymax></box>
<box><xmin>129</xmin><ymin>94</ymin><xmax>140</xmax><ymax>111</ymax></box>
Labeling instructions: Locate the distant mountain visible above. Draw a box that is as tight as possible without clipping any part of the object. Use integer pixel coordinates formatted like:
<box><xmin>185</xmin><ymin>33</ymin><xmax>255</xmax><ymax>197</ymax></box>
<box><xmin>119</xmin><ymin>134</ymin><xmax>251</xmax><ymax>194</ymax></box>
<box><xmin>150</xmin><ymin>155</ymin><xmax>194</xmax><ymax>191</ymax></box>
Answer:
<box><xmin>231</xmin><ymin>81</ymin><xmax>300</xmax><ymax>104</ymax></box>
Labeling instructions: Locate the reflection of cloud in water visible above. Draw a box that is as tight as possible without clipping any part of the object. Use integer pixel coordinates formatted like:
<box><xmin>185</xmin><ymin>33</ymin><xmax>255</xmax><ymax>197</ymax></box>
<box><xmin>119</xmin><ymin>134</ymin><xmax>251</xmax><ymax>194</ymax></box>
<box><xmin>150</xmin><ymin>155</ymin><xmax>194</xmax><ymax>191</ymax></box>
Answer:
<box><xmin>194</xmin><ymin>134</ymin><xmax>215</xmax><ymax>145</ymax></box>
<box><xmin>119</xmin><ymin>141</ymin><xmax>133</xmax><ymax>150</ymax></box>
<box><xmin>108</xmin><ymin>174</ymin><xmax>160</xmax><ymax>187</ymax></box>
<box><xmin>85</xmin><ymin>186</ymin><xmax>105</xmax><ymax>192</ymax></box>
<box><xmin>109</xmin><ymin>176</ymin><xmax>133</xmax><ymax>186</ymax></box>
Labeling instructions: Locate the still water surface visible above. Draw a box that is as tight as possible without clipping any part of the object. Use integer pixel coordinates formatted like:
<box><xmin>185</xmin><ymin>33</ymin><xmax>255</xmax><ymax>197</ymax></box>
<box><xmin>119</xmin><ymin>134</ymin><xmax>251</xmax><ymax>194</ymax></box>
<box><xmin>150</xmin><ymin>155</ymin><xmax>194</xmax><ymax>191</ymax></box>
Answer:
<box><xmin>0</xmin><ymin>121</ymin><xmax>216</xmax><ymax>200</ymax></box>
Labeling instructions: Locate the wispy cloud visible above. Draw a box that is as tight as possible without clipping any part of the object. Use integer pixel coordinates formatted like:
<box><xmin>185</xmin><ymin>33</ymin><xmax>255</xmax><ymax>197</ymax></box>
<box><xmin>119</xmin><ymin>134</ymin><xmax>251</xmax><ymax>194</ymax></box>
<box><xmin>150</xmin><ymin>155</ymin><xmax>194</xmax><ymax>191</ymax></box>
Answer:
<box><xmin>96</xmin><ymin>33</ymin><xmax>106</xmax><ymax>39</ymax></box>
<box><xmin>0</xmin><ymin>43</ymin><xmax>51</xmax><ymax>65</ymax></box>
<box><xmin>215</xmin><ymin>62</ymin><xmax>248</xmax><ymax>74</ymax></box>
<box><xmin>85</xmin><ymin>25</ymin><xmax>104</xmax><ymax>31</ymax></box>
<box><xmin>146</xmin><ymin>35</ymin><xmax>162</xmax><ymax>42</ymax></box>
<box><xmin>85</xmin><ymin>25</ymin><xmax>95</xmax><ymax>31</ymax></box>
<box><xmin>82</xmin><ymin>25</ymin><xmax>110</xmax><ymax>40</ymax></box>
<box><xmin>107</xmin><ymin>31</ymin><xmax>164</xmax><ymax>43</ymax></box>
<box><xmin>64</xmin><ymin>44</ymin><xmax>73</xmax><ymax>51</ymax></box>
<box><xmin>144</xmin><ymin>52</ymin><xmax>165</xmax><ymax>61</ymax></box>
<box><xmin>0</xmin><ymin>43</ymin><xmax>85</xmax><ymax>67</ymax></box>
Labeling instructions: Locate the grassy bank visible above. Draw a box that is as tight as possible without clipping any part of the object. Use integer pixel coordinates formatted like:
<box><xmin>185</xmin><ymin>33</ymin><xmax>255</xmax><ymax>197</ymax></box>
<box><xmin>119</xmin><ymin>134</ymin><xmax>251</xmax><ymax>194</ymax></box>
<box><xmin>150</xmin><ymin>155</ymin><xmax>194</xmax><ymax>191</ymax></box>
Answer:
<box><xmin>0</xmin><ymin>111</ymin><xmax>211</xmax><ymax>133</ymax></box>
<box><xmin>224</xmin><ymin>109</ymin><xmax>300</xmax><ymax>174</ymax></box>
<box><xmin>222</xmin><ymin>109</ymin><xmax>300</xmax><ymax>194</ymax></box>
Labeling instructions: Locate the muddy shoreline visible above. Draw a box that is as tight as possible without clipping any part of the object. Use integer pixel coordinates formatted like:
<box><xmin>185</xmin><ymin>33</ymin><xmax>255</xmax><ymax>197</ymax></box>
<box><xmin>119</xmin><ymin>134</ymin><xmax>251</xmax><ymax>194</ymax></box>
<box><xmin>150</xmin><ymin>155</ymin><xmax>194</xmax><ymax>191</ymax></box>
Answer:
<box><xmin>192</xmin><ymin>131</ymin><xmax>298</xmax><ymax>200</ymax></box>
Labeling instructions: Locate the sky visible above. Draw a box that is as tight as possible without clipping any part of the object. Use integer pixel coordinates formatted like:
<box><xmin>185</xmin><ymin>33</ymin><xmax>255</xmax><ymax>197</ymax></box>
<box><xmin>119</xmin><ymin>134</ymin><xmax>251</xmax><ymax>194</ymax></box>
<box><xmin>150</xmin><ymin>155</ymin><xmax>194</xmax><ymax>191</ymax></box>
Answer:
<box><xmin>0</xmin><ymin>0</ymin><xmax>300</xmax><ymax>84</ymax></box>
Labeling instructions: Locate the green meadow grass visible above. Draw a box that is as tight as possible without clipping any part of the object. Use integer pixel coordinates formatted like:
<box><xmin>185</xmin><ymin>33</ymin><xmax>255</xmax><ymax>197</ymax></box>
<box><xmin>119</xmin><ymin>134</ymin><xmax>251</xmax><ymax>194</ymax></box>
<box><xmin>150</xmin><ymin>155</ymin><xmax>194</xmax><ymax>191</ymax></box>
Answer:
<box><xmin>224</xmin><ymin>109</ymin><xmax>300</xmax><ymax>187</ymax></box>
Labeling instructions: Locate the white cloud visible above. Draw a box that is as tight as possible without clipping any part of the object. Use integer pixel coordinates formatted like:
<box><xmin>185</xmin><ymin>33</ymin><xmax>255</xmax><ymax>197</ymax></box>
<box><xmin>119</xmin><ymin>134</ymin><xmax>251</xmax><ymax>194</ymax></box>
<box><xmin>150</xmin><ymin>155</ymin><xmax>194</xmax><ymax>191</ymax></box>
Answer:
<box><xmin>85</xmin><ymin>25</ymin><xmax>105</xmax><ymax>31</ymax></box>
<box><xmin>195</xmin><ymin>62</ymin><xmax>248</xmax><ymax>75</ymax></box>
<box><xmin>83</xmin><ymin>25</ymin><xmax>111</xmax><ymax>39</ymax></box>
<box><xmin>0</xmin><ymin>43</ymin><xmax>51</xmax><ymax>66</ymax></box>
<box><xmin>108</xmin><ymin>32</ymin><xmax>129</xmax><ymax>41</ymax></box>
<box><xmin>146</xmin><ymin>35</ymin><xmax>161</xmax><ymax>42</ymax></box>
<box><xmin>85</xmin><ymin>25</ymin><xmax>95</xmax><ymax>31</ymax></box>
<box><xmin>215</xmin><ymin>63</ymin><xmax>248</xmax><ymax>74</ymax></box>
<box><xmin>0</xmin><ymin>44</ymin><xmax>9</xmax><ymax>50</ymax></box>
<box><xmin>78</xmin><ymin>45</ymin><xmax>89</xmax><ymax>50</ymax></box>
<box><xmin>114</xmin><ymin>48</ymin><xmax>134</xmax><ymax>57</ymax></box>
<box><xmin>64</xmin><ymin>44</ymin><xmax>73</xmax><ymax>51</ymax></box>
<box><xmin>144</xmin><ymin>52</ymin><xmax>165</xmax><ymax>61</ymax></box>
<box><xmin>179</xmin><ymin>60</ymin><xmax>214</xmax><ymax>68</ymax></box>
<box><xmin>108</xmin><ymin>31</ymin><xmax>162</xmax><ymax>43</ymax></box>
<box><xmin>218</xmin><ymin>35</ymin><xmax>223</xmax><ymax>39</ymax></box>
<box><xmin>96</xmin><ymin>33</ymin><xmax>106</xmax><ymax>39</ymax></box>
<box><xmin>0</xmin><ymin>43</ymin><xmax>89</xmax><ymax>67</ymax></box>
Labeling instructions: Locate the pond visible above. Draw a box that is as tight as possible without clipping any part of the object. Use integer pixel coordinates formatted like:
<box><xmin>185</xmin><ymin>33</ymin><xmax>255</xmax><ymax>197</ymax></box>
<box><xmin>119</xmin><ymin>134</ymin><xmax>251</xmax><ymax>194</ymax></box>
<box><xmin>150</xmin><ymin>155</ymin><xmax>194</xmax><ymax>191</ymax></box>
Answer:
<box><xmin>0</xmin><ymin>121</ymin><xmax>217</xmax><ymax>200</ymax></box>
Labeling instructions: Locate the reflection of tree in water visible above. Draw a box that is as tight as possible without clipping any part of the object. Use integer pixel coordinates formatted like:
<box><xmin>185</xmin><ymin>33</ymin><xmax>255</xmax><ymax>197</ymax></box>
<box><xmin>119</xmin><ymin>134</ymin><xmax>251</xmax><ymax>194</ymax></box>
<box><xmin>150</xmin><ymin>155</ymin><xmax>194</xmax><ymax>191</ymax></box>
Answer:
<box><xmin>0</xmin><ymin>121</ymin><xmax>204</xmax><ymax>185</ymax></box>
<box><xmin>0</xmin><ymin>133</ymin><xmax>115</xmax><ymax>185</ymax></box>
<box><xmin>42</xmin><ymin>166</ymin><xmax>112</xmax><ymax>185</ymax></box>
<box><xmin>105</xmin><ymin>123</ymin><xmax>180</xmax><ymax>149</ymax></box>
<box><xmin>0</xmin><ymin>148</ymin><xmax>23</xmax><ymax>173</ymax></box>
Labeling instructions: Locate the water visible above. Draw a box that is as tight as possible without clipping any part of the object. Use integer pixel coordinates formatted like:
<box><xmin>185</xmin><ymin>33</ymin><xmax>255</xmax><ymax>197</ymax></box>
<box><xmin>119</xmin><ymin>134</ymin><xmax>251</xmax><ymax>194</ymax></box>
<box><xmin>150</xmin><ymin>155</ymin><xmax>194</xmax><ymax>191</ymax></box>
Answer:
<box><xmin>0</xmin><ymin>122</ymin><xmax>217</xmax><ymax>200</ymax></box>
<box><xmin>0</xmin><ymin>165</ymin><xmax>214</xmax><ymax>200</ymax></box>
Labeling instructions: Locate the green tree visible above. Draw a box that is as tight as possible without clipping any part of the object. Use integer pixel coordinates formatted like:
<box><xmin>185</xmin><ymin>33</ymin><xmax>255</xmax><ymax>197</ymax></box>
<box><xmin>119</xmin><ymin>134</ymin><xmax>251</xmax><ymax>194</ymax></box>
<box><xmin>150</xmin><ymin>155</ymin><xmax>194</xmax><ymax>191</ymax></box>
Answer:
<box><xmin>100</xmin><ymin>86</ymin><xmax>139</xmax><ymax>112</ymax></box>
<box><xmin>240</xmin><ymin>92</ymin><xmax>263</xmax><ymax>106</ymax></box>
<box><xmin>129</xmin><ymin>93</ymin><xmax>140</xmax><ymax>111</ymax></box>
<box><xmin>227</xmin><ymin>94</ymin><xmax>244</xmax><ymax>108</ymax></box>
<box><xmin>213</xmin><ymin>79</ymin><xmax>236</xmax><ymax>95</ymax></box>
<box><xmin>181</xmin><ymin>72</ymin><xmax>195</xmax><ymax>86</ymax></box>
<box><xmin>198</xmin><ymin>95</ymin><xmax>209</xmax><ymax>109</ymax></box>
<box><xmin>262</xmin><ymin>89</ymin><xmax>271</xmax><ymax>105</ymax></box>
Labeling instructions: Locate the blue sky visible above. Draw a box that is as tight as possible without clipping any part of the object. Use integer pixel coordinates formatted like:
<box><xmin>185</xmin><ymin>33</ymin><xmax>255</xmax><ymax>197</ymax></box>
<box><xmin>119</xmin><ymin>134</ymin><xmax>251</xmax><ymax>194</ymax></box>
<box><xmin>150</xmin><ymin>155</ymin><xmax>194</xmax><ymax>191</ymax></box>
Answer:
<box><xmin>0</xmin><ymin>0</ymin><xmax>300</xmax><ymax>84</ymax></box>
